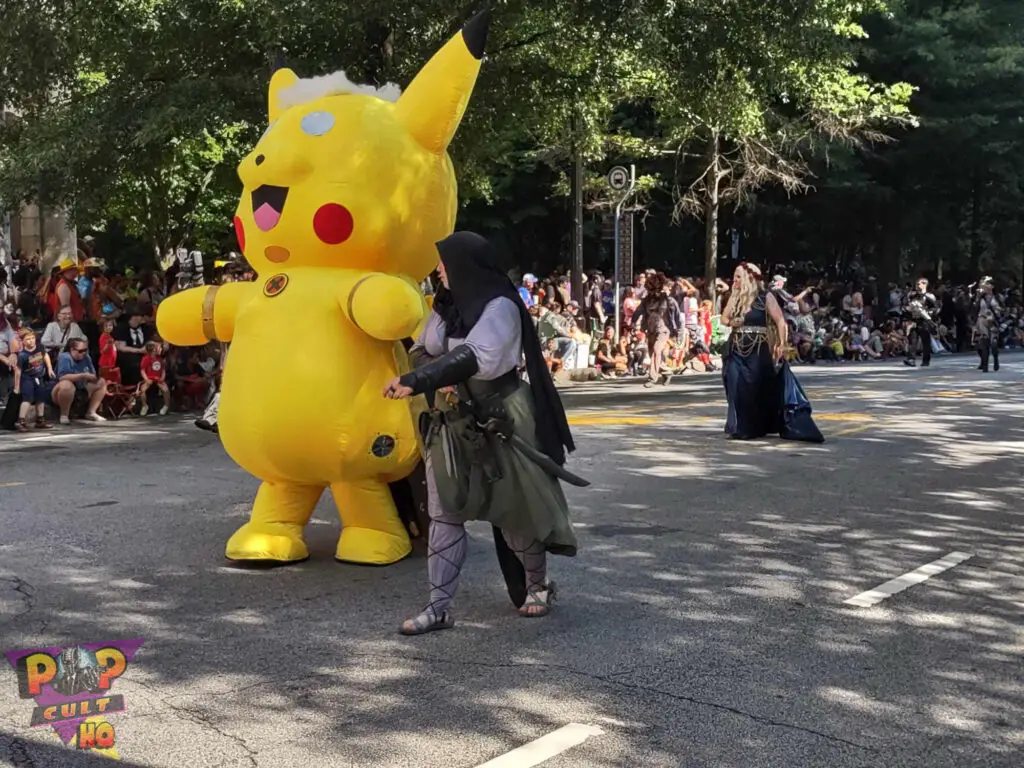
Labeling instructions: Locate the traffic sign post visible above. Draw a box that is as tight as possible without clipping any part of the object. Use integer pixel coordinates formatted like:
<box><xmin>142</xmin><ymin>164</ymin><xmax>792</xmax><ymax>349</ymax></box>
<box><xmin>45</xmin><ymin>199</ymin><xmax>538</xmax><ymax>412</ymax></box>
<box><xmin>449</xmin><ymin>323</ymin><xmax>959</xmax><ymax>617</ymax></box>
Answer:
<box><xmin>611</xmin><ymin>165</ymin><xmax>636</xmax><ymax>343</ymax></box>
<box><xmin>607</xmin><ymin>166</ymin><xmax>630</xmax><ymax>191</ymax></box>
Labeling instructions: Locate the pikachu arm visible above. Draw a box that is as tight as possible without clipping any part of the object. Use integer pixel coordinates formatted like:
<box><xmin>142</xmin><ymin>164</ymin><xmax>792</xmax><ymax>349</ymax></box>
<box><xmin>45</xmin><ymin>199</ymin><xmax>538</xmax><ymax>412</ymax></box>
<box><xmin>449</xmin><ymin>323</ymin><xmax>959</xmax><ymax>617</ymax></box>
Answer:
<box><xmin>340</xmin><ymin>273</ymin><xmax>427</xmax><ymax>341</ymax></box>
<box><xmin>156</xmin><ymin>282</ymin><xmax>256</xmax><ymax>346</ymax></box>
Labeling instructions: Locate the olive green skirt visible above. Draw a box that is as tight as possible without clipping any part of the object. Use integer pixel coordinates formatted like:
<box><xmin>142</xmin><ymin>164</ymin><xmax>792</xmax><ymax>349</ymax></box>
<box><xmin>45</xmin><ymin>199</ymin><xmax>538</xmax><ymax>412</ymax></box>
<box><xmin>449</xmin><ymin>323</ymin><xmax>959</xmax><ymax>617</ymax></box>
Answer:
<box><xmin>429</xmin><ymin>382</ymin><xmax>578</xmax><ymax>556</ymax></box>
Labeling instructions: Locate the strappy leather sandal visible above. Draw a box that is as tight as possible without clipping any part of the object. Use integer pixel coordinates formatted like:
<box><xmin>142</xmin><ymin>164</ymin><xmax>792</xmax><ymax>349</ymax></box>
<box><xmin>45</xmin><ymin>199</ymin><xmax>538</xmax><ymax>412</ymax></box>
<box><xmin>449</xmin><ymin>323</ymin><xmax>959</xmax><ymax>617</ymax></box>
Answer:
<box><xmin>399</xmin><ymin>609</ymin><xmax>455</xmax><ymax>636</ymax></box>
<box><xmin>519</xmin><ymin>581</ymin><xmax>557</xmax><ymax>618</ymax></box>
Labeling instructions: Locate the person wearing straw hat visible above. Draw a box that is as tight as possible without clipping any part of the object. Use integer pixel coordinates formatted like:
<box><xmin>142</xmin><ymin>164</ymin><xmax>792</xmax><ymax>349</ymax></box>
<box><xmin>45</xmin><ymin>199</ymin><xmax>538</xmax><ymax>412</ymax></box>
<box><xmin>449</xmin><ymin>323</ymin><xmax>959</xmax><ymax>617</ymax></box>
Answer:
<box><xmin>49</xmin><ymin>257</ymin><xmax>86</xmax><ymax>324</ymax></box>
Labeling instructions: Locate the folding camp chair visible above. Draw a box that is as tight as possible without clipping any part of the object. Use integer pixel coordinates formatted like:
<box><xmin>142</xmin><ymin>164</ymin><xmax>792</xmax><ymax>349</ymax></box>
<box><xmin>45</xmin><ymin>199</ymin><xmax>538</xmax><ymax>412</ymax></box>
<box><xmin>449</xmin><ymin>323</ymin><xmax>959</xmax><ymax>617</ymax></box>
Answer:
<box><xmin>99</xmin><ymin>367</ymin><xmax>138</xmax><ymax>420</ymax></box>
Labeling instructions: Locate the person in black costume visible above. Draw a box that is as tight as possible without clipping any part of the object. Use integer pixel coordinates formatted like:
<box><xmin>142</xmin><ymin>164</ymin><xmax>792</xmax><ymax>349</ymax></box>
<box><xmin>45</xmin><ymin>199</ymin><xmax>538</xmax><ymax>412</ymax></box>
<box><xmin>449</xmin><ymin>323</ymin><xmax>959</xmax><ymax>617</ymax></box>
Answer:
<box><xmin>974</xmin><ymin>277</ymin><xmax>1002</xmax><ymax>373</ymax></box>
<box><xmin>902</xmin><ymin>277</ymin><xmax>939</xmax><ymax>367</ymax></box>
<box><xmin>383</xmin><ymin>232</ymin><xmax>583</xmax><ymax>635</ymax></box>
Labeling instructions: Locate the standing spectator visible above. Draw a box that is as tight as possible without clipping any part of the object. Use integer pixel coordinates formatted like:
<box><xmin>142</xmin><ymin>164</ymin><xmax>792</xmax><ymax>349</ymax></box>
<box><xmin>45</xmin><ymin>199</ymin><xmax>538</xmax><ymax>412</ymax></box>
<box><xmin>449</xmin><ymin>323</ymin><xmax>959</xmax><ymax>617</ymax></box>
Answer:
<box><xmin>556</xmin><ymin>276</ymin><xmax>572</xmax><ymax>307</ymax></box>
<box><xmin>50</xmin><ymin>259</ymin><xmax>86</xmax><ymax>323</ymax></box>
<box><xmin>98</xmin><ymin>318</ymin><xmax>118</xmax><ymax>370</ymax></box>
<box><xmin>622</xmin><ymin>287</ymin><xmax>641</xmax><ymax>331</ymax></box>
<box><xmin>113</xmin><ymin>308</ymin><xmax>151</xmax><ymax>387</ymax></box>
<box><xmin>13</xmin><ymin>328</ymin><xmax>54</xmax><ymax>432</ymax></box>
<box><xmin>136</xmin><ymin>271</ymin><xmax>166</xmax><ymax>320</ymax></box>
<box><xmin>41</xmin><ymin>306</ymin><xmax>87</xmax><ymax>360</ymax></box>
<box><xmin>518</xmin><ymin>274</ymin><xmax>537</xmax><ymax>307</ymax></box>
<box><xmin>51</xmin><ymin>340</ymin><xmax>108</xmax><ymax>424</ymax></box>
<box><xmin>82</xmin><ymin>259</ymin><xmax>122</xmax><ymax>360</ymax></box>
<box><xmin>0</xmin><ymin>311</ymin><xmax>18</xmax><ymax>404</ymax></box>
<box><xmin>0</xmin><ymin>267</ymin><xmax>17</xmax><ymax>317</ymax></box>
<box><xmin>585</xmin><ymin>273</ymin><xmax>606</xmax><ymax>334</ymax></box>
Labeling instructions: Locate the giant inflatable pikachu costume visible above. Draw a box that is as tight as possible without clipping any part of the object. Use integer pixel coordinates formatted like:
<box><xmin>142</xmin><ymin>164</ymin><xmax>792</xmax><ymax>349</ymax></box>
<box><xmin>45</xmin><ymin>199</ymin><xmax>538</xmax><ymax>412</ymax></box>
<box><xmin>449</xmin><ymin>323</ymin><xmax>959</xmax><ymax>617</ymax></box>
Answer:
<box><xmin>157</xmin><ymin>12</ymin><xmax>491</xmax><ymax>566</ymax></box>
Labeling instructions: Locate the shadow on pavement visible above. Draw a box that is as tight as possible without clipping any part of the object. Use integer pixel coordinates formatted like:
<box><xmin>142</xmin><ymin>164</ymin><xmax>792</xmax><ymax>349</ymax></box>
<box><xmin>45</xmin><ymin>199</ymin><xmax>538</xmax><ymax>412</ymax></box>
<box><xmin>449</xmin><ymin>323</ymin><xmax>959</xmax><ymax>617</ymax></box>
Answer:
<box><xmin>0</xmin><ymin>362</ymin><xmax>1021</xmax><ymax>767</ymax></box>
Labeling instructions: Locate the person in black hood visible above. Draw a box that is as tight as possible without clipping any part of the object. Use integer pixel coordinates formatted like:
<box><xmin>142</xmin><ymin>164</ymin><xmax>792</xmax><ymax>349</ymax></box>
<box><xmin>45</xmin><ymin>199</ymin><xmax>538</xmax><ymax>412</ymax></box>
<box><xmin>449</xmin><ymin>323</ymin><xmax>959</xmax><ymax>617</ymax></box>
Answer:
<box><xmin>384</xmin><ymin>231</ymin><xmax>583</xmax><ymax>635</ymax></box>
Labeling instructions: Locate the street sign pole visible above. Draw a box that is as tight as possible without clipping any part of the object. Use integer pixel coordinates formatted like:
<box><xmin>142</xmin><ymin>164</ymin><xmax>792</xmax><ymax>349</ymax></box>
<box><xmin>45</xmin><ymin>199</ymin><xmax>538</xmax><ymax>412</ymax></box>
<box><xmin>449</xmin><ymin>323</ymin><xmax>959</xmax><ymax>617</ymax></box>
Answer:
<box><xmin>611</xmin><ymin>165</ymin><xmax>636</xmax><ymax>344</ymax></box>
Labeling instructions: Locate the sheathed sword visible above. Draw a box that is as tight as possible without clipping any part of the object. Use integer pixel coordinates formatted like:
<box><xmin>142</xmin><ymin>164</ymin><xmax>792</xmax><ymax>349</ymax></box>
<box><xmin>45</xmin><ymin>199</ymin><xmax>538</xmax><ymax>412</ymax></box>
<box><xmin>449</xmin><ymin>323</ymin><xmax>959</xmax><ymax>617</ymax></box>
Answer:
<box><xmin>507</xmin><ymin>433</ymin><xmax>591</xmax><ymax>488</ymax></box>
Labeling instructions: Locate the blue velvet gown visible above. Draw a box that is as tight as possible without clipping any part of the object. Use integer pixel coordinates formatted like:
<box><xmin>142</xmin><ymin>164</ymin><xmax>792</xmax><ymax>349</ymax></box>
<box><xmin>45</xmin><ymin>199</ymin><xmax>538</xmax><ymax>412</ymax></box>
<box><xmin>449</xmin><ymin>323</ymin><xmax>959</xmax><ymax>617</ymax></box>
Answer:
<box><xmin>723</xmin><ymin>293</ymin><xmax>824</xmax><ymax>443</ymax></box>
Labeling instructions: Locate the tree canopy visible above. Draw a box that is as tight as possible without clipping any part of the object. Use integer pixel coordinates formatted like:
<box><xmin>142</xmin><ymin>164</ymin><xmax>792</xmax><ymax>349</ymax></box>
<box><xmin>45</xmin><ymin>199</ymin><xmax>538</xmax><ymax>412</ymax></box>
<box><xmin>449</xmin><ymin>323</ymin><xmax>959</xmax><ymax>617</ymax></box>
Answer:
<box><xmin>1</xmin><ymin>0</ymin><xmax>1021</xmax><ymax>284</ymax></box>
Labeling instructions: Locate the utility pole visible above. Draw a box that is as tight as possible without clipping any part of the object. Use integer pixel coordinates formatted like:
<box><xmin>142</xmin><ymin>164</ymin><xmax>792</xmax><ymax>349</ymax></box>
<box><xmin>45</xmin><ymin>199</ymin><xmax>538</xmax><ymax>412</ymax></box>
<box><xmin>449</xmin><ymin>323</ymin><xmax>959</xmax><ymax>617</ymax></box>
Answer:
<box><xmin>608</xmin><ymin>165</ymin><xmax>636</xmax><ymax>343</ymax></box>
<box><xmin>570</xmin><ymin>117</ymin><xmax>584</xmax><ymax>303</ymax></box>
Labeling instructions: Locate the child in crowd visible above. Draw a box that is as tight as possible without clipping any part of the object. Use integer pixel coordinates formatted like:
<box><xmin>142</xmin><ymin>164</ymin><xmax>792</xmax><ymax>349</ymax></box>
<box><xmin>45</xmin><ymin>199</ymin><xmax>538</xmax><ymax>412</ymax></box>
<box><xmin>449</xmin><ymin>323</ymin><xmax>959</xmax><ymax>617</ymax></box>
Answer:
<box><xmin>15</xmin><ymin>328</ymin><xmax>54</xmax><ymax>431</ymax></box>
<box><xmin>98</xmin><ymin>317</ymin><xmax>117</xmax><ymax>369</ymax></box>
<box><xmin>139</xmin><ymin>340</ymin><xmax>171</xmax><ymax>416</ymax></box>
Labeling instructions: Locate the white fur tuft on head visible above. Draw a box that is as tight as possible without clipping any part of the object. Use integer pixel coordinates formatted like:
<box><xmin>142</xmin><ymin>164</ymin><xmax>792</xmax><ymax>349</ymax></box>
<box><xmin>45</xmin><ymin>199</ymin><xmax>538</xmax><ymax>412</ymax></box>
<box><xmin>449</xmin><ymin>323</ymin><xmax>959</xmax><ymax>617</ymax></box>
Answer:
<box><xmin>277</xmin><ymin>70</ymin><xmax>402</xmax><ymax>110</ymax></box>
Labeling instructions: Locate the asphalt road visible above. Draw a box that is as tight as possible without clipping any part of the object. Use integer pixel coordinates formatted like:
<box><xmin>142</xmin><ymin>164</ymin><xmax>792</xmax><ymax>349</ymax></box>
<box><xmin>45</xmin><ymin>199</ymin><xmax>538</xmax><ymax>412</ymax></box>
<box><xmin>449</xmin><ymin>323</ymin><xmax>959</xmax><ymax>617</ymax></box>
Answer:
<box><xmin>1</xmin><ymin>353</ymin><xmax>1022</xmax><ymax>767</ymax></box>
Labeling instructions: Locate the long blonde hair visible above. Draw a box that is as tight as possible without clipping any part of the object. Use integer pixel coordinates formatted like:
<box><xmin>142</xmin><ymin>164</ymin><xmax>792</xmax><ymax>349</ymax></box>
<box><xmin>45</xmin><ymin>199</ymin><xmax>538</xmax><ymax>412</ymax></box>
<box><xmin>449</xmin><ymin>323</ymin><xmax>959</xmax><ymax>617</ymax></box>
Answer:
<box><xmin>724</xmin><ymin>263</ymin><xmax>764</xmax><ymax>327</ymax></box>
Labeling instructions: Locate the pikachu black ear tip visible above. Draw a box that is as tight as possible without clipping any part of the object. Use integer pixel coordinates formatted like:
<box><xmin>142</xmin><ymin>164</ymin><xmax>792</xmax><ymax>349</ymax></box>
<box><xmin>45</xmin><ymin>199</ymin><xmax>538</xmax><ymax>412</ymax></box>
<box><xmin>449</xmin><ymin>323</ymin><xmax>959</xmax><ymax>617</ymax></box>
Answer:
<box><xmin>462</xmin><ymin>9</ymin><xmax>491</xmax><ymax>60</ymax></box>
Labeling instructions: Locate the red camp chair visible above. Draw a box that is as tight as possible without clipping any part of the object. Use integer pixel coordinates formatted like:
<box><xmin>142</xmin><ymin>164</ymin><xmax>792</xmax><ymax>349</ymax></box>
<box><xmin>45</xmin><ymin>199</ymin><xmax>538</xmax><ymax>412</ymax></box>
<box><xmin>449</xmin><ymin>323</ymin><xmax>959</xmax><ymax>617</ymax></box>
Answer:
<box><xmin>99</xmin><ymin>367</ymin><xmax>138</xmax><ymax>420</ymax></box>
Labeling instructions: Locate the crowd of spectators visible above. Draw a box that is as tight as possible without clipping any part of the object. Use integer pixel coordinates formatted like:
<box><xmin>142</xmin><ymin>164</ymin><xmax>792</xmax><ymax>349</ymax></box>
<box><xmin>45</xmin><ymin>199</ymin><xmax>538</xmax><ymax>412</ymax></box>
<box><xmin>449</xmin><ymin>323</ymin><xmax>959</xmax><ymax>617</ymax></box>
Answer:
<box><xmin>0</xmin><ymin>249</ymin><xmax>249</xmax><ymax>432</ymax></box>
<box><xmin>514</xmin><ymin>265</ymin><xmax>1024</xmax><ymax>379</ymax></box>
<box><xmin>3</xmin><ymin>247</ymin><xmax>1021</xmax><ymax>433</ymax></box>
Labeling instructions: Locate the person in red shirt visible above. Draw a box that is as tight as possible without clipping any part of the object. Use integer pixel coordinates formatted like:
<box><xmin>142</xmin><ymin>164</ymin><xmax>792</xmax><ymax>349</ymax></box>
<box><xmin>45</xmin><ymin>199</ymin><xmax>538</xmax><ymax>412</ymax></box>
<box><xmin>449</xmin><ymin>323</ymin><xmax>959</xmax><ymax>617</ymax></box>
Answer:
<box><xmin>98</xmin><ymin>318</ymin><xmax>118</xmax><ymax>369</ymax></box>
<box><xmin>698</xmin><ymin>300</ymin><xmax>716</xmax><ymax>372</ymax></box>
<box><xmin>138</xmin><ymin>341</ymin><xmax>171</xmax><ymax>416</ymax></box>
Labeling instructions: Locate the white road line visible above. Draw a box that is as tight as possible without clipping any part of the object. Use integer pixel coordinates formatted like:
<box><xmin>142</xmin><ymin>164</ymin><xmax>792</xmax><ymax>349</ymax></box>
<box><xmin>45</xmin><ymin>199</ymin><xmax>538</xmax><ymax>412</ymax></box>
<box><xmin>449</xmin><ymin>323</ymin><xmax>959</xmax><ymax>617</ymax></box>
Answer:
<box><xmin>474</xmin><ymin>723</ymin><xmax>604</xmax><ymax>768</ymax></box>
<box><xmin>844</xmin><ymin>551</ymin><xmax>974</xmax><ymax>608</ymax></box>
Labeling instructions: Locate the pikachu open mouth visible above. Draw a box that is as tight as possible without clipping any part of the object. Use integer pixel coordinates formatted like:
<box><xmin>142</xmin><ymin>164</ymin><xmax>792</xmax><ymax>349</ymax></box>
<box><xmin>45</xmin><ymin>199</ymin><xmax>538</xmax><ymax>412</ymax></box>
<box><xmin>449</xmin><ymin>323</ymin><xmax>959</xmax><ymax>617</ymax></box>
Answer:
<box><xmin>251</xmin><ymin>185</ymin><xmax>289</xmax><ymax>232</ymax></box>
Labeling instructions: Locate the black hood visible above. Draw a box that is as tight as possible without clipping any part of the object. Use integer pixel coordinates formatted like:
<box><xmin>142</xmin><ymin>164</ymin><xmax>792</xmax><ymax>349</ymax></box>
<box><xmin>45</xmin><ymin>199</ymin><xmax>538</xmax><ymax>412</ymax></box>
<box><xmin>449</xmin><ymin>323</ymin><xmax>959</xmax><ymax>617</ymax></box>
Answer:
<box><xmin>433</xmin><ymin>231</ymin><xmax>576</xmax><ymax>465</ymax></box>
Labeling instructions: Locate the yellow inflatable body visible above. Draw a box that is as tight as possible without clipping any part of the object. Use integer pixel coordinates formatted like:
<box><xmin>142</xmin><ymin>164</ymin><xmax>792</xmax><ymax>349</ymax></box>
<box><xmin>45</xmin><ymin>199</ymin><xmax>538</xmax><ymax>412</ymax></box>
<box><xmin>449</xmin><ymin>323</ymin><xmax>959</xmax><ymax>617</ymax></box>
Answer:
<box><xmin>157</xmin><ymin>12</ymin><xmax>490</xmax><ymax>565</ymax></box>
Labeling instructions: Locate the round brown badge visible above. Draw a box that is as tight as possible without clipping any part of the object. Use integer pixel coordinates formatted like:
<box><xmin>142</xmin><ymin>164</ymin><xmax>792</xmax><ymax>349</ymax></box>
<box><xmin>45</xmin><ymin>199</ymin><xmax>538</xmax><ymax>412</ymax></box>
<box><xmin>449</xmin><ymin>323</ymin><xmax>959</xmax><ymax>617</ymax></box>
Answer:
<box><xmin>263</xmin><ymin>273</ymin><xmax>289</xmax><ymax>297</ymax></box>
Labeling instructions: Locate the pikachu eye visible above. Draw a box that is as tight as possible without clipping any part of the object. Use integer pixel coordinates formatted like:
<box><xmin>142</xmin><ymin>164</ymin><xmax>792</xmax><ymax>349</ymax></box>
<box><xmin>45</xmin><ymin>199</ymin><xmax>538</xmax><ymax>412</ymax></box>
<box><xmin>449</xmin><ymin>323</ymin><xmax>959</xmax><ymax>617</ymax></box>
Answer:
<box><xmin>301</xmin><ymin>111</ymin><xmax>335</xmax><ymax>136</ymax></box>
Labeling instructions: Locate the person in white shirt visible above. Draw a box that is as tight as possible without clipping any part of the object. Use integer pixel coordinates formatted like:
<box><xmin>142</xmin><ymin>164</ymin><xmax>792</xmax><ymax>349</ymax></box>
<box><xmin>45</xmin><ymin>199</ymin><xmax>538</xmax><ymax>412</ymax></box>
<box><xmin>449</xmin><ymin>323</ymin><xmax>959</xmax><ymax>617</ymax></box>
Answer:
<box><xmin>41</xmin><ymin>306</ymin><xmax>88</xmax><ymax>357</ymax></box>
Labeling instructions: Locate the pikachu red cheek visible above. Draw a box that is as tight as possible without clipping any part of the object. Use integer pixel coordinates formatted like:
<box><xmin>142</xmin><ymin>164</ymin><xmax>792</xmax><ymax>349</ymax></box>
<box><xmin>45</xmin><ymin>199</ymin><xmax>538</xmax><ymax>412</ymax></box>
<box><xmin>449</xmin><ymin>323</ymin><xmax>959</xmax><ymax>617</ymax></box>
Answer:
<box><xmin>313</xmin><ymin>204</ymin><xmax>354</xmax><ymax>245</ymax></box>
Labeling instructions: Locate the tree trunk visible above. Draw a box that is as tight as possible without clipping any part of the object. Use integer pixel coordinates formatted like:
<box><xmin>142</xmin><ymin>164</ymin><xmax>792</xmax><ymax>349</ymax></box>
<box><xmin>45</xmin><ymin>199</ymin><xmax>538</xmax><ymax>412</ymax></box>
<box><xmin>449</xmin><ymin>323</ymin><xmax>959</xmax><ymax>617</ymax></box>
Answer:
<box><xmin>703</xmin><ymin>131</ymin><xmax>721</xmax><ymax>299</ymax></box>
<box><xmin>970</xmin><ymin>165</ymin><xmax>982</xmax><ymax>272</ymax></box>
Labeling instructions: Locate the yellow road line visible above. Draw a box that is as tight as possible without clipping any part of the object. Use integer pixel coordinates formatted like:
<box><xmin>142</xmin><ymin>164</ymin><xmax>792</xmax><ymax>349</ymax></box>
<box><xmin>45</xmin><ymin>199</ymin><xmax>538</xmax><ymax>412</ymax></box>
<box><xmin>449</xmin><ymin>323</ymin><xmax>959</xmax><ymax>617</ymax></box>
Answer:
<box><xmin>0</xmin><ymin>482</ymin><xmax>25</xmax><ymax>488</ymax></box>
<box><xmin>814</xmin><ymin>413</ymin><xmax>875</xmax><ymax>422</ymax></box>
<box><xmin>831</xmin><ymin>424</ymin><xmax>873</xmax><ymax>437</ymax></box>
<box><xmin>568</xmin><ymin>416</ymin><xmax>657</xmax><ymax>426</ymax></box>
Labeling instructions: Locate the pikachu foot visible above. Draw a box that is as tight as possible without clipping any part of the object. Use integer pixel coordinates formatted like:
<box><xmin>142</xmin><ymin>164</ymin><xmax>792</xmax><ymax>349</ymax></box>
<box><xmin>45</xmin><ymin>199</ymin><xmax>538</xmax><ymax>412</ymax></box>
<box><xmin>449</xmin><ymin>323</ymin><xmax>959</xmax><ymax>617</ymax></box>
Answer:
<box><xmin>226</xmin><ymin>523</ymin><xmax>309</xmax><ymax>564</ymax></box>
<box><xmin>335</xmin><ymin>527</ymin><xmax>411</xmax><ymax>566</ymax></box>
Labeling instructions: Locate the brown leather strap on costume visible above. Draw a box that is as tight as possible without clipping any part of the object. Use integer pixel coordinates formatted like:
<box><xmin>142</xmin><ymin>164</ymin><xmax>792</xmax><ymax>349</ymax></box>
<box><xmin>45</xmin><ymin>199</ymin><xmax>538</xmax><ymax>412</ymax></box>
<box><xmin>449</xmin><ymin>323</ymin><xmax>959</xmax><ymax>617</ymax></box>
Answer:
<box><xmin>201</xmin><ymin>286</ymin><xmax>219</xmax><ymax>341</ymax></box>
<box><xmin>346</xmin><ymin>275</ymin><xmax>375</xmax><ymax>332</ymax></box>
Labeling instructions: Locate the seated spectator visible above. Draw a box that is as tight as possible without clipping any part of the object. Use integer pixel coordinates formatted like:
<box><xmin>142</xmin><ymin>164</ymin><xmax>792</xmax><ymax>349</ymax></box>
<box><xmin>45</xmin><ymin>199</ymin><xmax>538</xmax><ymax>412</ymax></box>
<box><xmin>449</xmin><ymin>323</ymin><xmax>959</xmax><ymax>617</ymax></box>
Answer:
<box><xmin>542</xmin><ymin>338</ymin><xmax>563</xmax><ymax>375</ymax></box>
<box><xmin>13</xmin><ymin>328</ymin><xmax>55</xmax><ymax>432</ymax></box>
<box><xmin>52</xmin><ymin>340</ymin><xmax>108</xmax><ymax>424</ymax></box>
<box><xmin>175</xmin><ymin>347</ymin><xmax>216</xmax><ymax>408</ymax></box>
<box><xmin>628</xmin><ymin>330</ymin><xmax>650</xmax><ymax>376</ymax></box>
<box><xmin>537</xmin><ymin>303</ymin><xmax>577</xmax><ymax>369</ymax></box>
<box><xmin>139</xmin><ymin>341</ymin><xmax>171</xmax><ymax>416</ymax></box>
<box><xmin>41</xmin><ymin>306</ymin><xmax>87</xmax><ymax>360</ymax></box>
<box><xmin>0</xmin><ymin>312</ymin><xmax>18</xmax><ymax>403</ymax></box>
<box><xmin>594</xmin><ymin>326</ymin><xmax>627</xmax><ymax>377</ymax></box>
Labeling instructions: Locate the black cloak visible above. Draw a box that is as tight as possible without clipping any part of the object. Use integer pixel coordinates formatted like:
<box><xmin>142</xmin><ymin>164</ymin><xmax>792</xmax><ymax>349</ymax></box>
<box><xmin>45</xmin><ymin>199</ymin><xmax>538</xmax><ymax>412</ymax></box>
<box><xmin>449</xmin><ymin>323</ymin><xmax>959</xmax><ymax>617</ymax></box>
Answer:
<box><xmin>432</xmin><ymin>231</ymin><xmax>576</xmax><ymax>466</ymax></box>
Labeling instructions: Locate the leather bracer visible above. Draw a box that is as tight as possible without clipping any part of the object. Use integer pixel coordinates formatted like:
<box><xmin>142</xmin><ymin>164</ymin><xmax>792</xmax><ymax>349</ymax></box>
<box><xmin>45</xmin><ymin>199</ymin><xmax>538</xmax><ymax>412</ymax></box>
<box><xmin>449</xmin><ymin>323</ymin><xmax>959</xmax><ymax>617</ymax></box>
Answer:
<box><xmin>399</xmin><ymin>345</ymin><xmax>480</xmax><ymax>396</ymax></box>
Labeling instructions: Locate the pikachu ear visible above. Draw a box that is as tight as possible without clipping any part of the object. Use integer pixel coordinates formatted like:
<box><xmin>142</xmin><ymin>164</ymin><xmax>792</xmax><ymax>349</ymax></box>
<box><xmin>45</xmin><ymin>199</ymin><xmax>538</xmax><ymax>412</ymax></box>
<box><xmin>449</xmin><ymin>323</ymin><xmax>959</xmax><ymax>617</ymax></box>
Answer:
<box><xmin>268</xmin><ymin>68</ymin><xmax>299</xmax><ymax>123</ymax></box>
<box><xmin>395</xmin><ymin>10</ymin><xmax>490</xmax><ymax>154</ymax></box>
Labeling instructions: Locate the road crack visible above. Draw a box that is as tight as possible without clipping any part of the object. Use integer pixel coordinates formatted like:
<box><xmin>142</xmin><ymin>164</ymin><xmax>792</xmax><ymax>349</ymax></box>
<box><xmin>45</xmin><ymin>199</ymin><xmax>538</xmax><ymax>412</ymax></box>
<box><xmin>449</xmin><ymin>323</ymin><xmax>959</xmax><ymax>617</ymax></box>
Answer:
<box><xmin>121</xmin><ymin>654</ymin><xmax>876</xmax><ymax>758</ymax></box>
<box><xmin>129</xmin><ymin>679</ymin><xmax>259</xmax><ymax>766</ymax></box>
<box><xmin>0</xmin><ymin>576</ymin><xmax>35</xmax><ymax>619</ymax></box>
<box><xmin>357</xmin><ymin>652</ymin><xmax>879</xmax><ymax>754</ymax></box>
